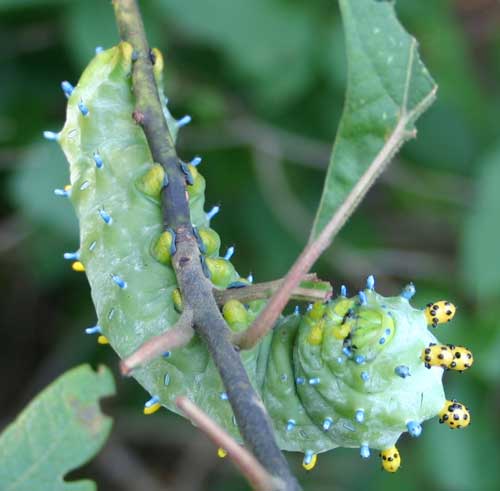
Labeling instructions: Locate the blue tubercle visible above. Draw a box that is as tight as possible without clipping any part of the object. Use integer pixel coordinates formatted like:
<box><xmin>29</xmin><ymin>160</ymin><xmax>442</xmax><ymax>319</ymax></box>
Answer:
<box><xmin>85</xmin><ymin>325</ymin><xmax>102</xmax><ymax>335</ymax></box>
<box><xmin>395</xmin><ymin>365</ymin><xmax>411</xmax><ymax>378</ymax></box>
<box><xmin>219</xmin><ymin>392</ymin><xmax>229</xmax><ymax>401</ymax></box>
<box><xmin>162</xmin><ymin>351</ymin><xmax>171</xmax><ymax>358</ymax></box>
<box><xmin>286</xmin><ymin>419</ymin><xmax>296</xmax><ymax>432</ymax></box>
<box><xmin>167</xmin><ymin>227</ymin><xmax>177</xmax><ymax>255</ymax></box>
<box><xmin>99</xmin><ymin>209</ymin><xmax>112</xmax><ymax>224</ymax></box>
<box><xmin>54</xmin><ymin>188</ymin><xmax>70</xmax><ymax>197</ymax></box>
<box><xmin>342</xmin><ymin>346</ymin><xmax>353</xmax><ymax>357</ymax></box>
<box><xmin>358</xmin><ymin>291</ymin><xmax>368</xmax><ymax>305</ymax></box>
<box><xmin>295</xmin><ymin>377</ymin><xmax>305</xmax><ymax>385</ymax></box>
<box><xmin>78</xmin><ymin>100</ymin><xmax>89</xmax><ymax>116</ymax></box>
<box><xmin>308</xmin><ymin>377</ymin><xmax>320</xmax><ymax>386</ymax></box>
<box><xmin>112</xmin><ymin>274</ymin><xmax>127</xmax><ymax>289</ymax></box>
<box><xmin>406</xmin><ymin>421</ymin><xmax>422</xmax><ymax>437</ymax></box>
<box><xmin>303</xmin><ymin>450</ymin><xmax>314</xmax><ymax>466</ymax></box>
<box><xmin>63</xmin><ymin>251</ymin><xmax>80</xmax><ymax>261</ymax></box>
<box><xmin>354</xmin><ymin>355</ymin><xmax>366</xmax><ymax>364</ymax></box>
<box><xmin>145</xmin><ymin>395</ymin><xmax>160</xmax><ymax>408</ymax></box>
<box><xmin>190</xmin><ymin>156</ymin><xmax>202</xmax><ymax>166</ymax></box>
<box><xmin>401</xmin><ymin>282</ymin><xmax>416</xmax><ymax>300</ymax></box>
<box><xmin>360</xmin><ymin>445</ymin><xmax>370</xmax><ymax>459</ymax></box>
<box><xmin>366</xmin><ymin>275</ymin><xmax>375</xmax><ymax>290</ymax></box>
<box><xmin>43</xmin><ymin>131</ymin><xmax>59</xmax><ymax>141</ymax></box>
<box><xmin>247</xmin><ymin>273</ymin><xmax>254</xmax><ymax>284</ymax></box>
<box><xmin>294</xmin><ymin>305</ymin><xmax>300</xmax><ymax>316</ymax></box>
<box><xmin>95</xmin><ymin>46</ymin><xmax>104</xmax><ymax>54</ymax></box>
<box><xmin>93</xmin><ymin>151</ymin><xmax>103</xmax><ymax>169</ymax></box>
<box><xmin>61</xmin><ymin>81</ymin><xmax>74</xmax><ymax>98</ymax></box>
<box><xmin>177</xmin><ymin>115</ymin><xmax>192</xmax><ymax>128</ymax></box>
<box><xmin>224</xmin><ymin>246</ymin><xmax>235</xmax><ymax>261</ymax></box>
<box><xmin>322</xmin><ymin>417</ymin><xmax>333</xmax><ymax>431</ymax></box>
<box><xmin>206</xmin><ymin>205</ymin><xmax>220</xmax><ymax>222</ymax></box>
<box><xmin>340</xmin><ymin>285</ymin><xmax>347</xmax><ymax>297</ymax></box>
<box><xmin>355</xmin><ymin>409</ymin><xmax>365</xmax><ymax>423</ymax></box>
<box><xmin>360</xmin><ymin>371</ymin><xmax>370</xmax><ymax>382</ymax></box>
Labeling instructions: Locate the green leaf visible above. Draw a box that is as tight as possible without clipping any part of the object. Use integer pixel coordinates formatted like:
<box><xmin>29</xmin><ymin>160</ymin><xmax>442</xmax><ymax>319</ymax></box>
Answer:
<box><xmin>0</xmin><ymin>365</ymin><xmax>115</xmax><ymax>491</ymax></box>
<box><xmin>461</xmin><ymin>142</ymin><xmax>500</xmax><ymax>300</ymax></box>
<box><xmin>310</xmin><ymin>0</ymin><xmax>437</xmax><ymax>239</ymax></box>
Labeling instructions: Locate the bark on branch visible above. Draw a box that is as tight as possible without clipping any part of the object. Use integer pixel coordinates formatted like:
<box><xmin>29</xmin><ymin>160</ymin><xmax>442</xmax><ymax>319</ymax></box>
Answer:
<box><xmin>112</xmin><ymin>1</ymin><xmax>301</xmax><ymax>489</ymax></box>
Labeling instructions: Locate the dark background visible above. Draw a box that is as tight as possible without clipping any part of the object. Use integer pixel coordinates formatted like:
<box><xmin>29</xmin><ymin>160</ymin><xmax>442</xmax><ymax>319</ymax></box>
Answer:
<box><xmin>1</xmin><ymin>0</ymin><xmax>500</xmax><ymax>490</ymax></box>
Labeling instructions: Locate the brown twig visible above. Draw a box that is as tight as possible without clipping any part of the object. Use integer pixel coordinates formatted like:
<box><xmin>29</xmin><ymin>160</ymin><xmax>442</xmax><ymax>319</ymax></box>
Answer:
<box><xmin>120</xmin><ymin>309</ymin><xmax>194</xmax><ymax>375</ymax></box>
<box><xmin>213</xmin><ymin>273</ymin><xmax>332</xmax><ymax>306</ymax></box>
<box><xmin>175</xmin><ymin>397</ymin><xmax>281</xmax><ymax>491</ymax></box>
<box><xmin>112</xmin><ymin>2</ymin><xmax>300</xmax><ymax>489</ymax></box>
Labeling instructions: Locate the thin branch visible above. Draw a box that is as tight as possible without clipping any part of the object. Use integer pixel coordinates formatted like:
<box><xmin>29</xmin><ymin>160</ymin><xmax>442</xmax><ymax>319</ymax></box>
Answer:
<box><xmin>213</xmin><ymin>274</ymin><xmax>332</xmax><ymax>306</ymax></box>
<box><xmin>175</xmin><ymin>397</ymin><xmax>282</xmax><ymax>491</ymax></box>
<box><xmin>120</xmin><ymin>309</ymin><xmax>194</xmax><ymax>375</ymax></box>
<box><xmin>236</xmin><ymin>86</ymin><xmax>437</xmax><ymax>350</ymax></box>
<box><xmin>112</xmin><ymin>2</ymin><xmax>300</xmax><ymax>489</ymax></box>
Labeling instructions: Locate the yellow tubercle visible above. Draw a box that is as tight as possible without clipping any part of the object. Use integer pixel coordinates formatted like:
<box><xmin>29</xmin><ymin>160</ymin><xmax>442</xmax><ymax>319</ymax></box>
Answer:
<box><xmin>380</xmin><ymin>446</ymin><xmax>401</xmax><ymax>473</ymax></box>
<box><xmin>217</xmin><ymin>448</ymin><xmax>228</xmax><ymax>458</ymax></box>
<box><xmin>308</xmin><ymin>302</ymin><xmax>326</xmax><ymax>321</ymax></box>
<box><xmin>332</xmin><ymin>298</ymin><xmax>354</xmax><ymax>318</ymax></box>
<box><xmin>120</xmin><ymin>41</ymin><xmax>134</xmax><ymax>63</ymax></box>
<box><xmin>143</xmin><ymin>402</ymin><xmax>162</xmax><ymax>415</ymax></box>
<box><xmin>97</xmin><ymin>335</ymin><xmax>109</xmax><ymax>345</ymax></box>
<box><xmin>198</xmin><ymin>227</ymin><xmax>221</xmax><ymax>257</ymax></box>
<box><xmin>332</xmin><ymin>321</ymin><xmax>352</xmax><ymax>340</ymax></box>
<box><xmin>223</xmin><ymin>299</ymin><xmax>249</xmax><ymax>330</ymax></box>
<box><xmin>302</xmin><ymin>453</ymin><xmax>317</xmax><ymax>471</ymax></box>
<box><xmin>64</xmin><ymin>184</ymin><xmax>72</xmax><ymax>192</ymax></box>
<box><xmin>151</xmin><ymin>47</ymin><xmax>164</xmax><ymax>78</ymax></box>
<box><xmin>71</xmin><ymin>261</ymin><xmax>85</xmax><ymax>272</ymax></box>
<box><xmin>137</xmin><ymin>163</ymin><xmax>165</xmax><ymax>199</ymax></box>
<box><xmin>448</xmin><ymin>345</ymin><xmax>474</xmax><ymax>371</ymax></box>
<box><xmin>438</xmin><ymin>400</ymin><xmax>470</xmax><ymax>429</ymax></box>
<box><xmin>172</xmin><ymin>288</ymin><xmax>183</xmax><ymax>312</ymax></box>
<box><xmin>424</xmin><ymin>301</ymin><xmax>456</xmax><ymax>327</ymax></box>
<box><xmin>421</xmin><ymin>343</ymin><xmax>454</xmax><ymax>369</ymax></box>
<box><xmin>151</xmin><ymin>231</ymin><xmax>173</xmax><ymax>265</ymax></box>
<box><xmin>308</xmin><ymin>320</ymin><xmax>324</xmax><ymax>345</ymax></box>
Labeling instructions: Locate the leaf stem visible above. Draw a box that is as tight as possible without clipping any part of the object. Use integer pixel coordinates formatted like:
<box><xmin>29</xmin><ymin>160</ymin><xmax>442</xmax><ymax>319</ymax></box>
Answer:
<box><xmin>236</xmin><ymin>86</ymin><xmax>436</xmax><ymax>350</ymax></box>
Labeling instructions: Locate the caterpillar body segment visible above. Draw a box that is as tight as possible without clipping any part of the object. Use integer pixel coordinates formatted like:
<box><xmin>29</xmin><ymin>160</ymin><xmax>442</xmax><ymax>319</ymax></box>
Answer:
<box><xmin>54</xmin><ymin>44</ymin><xmax>473</xmax><ymax>475</ymax></box>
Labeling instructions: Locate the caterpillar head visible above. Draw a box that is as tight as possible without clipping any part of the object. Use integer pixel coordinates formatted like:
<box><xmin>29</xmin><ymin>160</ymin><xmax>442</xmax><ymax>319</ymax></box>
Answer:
<box><xmin>291</xmin><ymin>277</ymin><xmax>472</xmax><ymax>473</ymax></box>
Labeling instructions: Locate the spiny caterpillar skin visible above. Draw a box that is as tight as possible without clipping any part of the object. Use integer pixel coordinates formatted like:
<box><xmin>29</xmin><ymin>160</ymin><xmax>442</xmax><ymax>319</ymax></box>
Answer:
<box><xmin>50</xmin><ymin>43</ymin><xmax>474</xmax><ymax>474</ymax></box>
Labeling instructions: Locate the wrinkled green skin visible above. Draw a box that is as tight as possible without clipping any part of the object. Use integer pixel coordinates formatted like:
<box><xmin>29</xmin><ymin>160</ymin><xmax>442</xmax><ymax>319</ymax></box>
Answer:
<box><xmin>58</xmin><ymin>44</ymin><xmax>445</xmax><ymax>457</ymax></box>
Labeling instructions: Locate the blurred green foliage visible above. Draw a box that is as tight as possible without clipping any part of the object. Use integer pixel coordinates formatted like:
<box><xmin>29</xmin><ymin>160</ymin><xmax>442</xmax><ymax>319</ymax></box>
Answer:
<box><xmin>1</xmin><ymin>1</ymin><xmax>499</xmax><ymax>490</ymax></box>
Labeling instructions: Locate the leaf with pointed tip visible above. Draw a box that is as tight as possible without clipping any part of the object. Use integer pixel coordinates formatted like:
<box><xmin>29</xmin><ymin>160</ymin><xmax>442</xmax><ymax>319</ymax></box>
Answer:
<box><xmin>310</xmin><ymin>0</ymin><xmax>437</xmax><ymax>239</ymax></box>
<box><xmin>0</xmin><ymin>365</ymin><xmax>115</xmax><ymax>491</ymax></box>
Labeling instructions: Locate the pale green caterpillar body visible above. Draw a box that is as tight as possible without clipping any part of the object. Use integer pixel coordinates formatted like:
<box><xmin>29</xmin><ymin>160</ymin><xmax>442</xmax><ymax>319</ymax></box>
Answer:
<box><xmin>50</xmin><ymin>43</ymin><xmax>473</xmax><ymax>473</ymax></box>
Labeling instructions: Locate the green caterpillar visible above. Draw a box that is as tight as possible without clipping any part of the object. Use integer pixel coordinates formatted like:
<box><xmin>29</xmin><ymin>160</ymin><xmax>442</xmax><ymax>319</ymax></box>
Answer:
<box><xmin>47</xmin><ymin>43</ymin><xmax>473</xmax><ymax>474</ymax></box>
